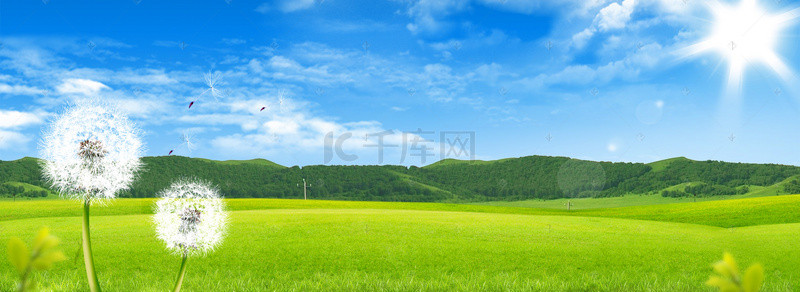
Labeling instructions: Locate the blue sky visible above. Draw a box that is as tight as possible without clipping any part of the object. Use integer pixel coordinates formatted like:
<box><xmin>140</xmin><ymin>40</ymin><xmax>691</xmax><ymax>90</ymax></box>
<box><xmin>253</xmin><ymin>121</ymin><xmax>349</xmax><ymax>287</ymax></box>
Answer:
<box><xmin>2</xmin><ymin>0</ymin><xmax>800</xmax><ymax>166</ymax></box>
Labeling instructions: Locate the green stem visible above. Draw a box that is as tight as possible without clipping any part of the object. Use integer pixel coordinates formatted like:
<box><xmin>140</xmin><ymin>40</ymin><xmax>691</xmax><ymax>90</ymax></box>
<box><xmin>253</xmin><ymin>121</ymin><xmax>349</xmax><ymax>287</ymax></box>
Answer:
<box><xmin>16</xmin><ymin>267</ymin><xmax>30</xmax><ymax>292</ymax></box>
<box><xmin>18</xmin><ymin>237</ymin><xmax>46</xmax><ymax>292</ymax></box>
<box><xmin>173</xmin><ymin>253</ymin><xmax>189</xmax><ymax>292</ymax></box>
<box><xmin>82</xmin><ymin>199</ymin><xmax>102</xmax><ymax>292</ymax></box>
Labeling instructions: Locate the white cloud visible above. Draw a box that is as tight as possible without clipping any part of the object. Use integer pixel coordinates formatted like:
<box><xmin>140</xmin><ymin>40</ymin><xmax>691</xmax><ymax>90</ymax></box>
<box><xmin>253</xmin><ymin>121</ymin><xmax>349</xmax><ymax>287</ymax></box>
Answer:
<box><xmin>56</xmin><ymin>78</ymin><xmax>110</xmax><ymax>96</ymax></box>
<box><xmin>571</xmin><ymin>0</ymin><xmax>636</xmax><ymax>48</ymax></box>
<box><xmin>404</xmin><ymin>0</ymin><xmax>470</xmax><ymax>35</ymax></box>
<box><xmin>402</xmin><ymin>0</ymin><xmax>605</xmax><ymax>35</ymax></box>
<box><xmin>0</xmin><ymin>110</ymin><xmax>46</xmax><ymax>129</ymax></box>
<box><xmin>221</xmin><ymin>38</ymin><xmax>247</xmax><ymax>45</ymax></box>
<box><xmin>572</xmin><ymin>28</ymin><xmax>595</xmax><ymax>48</ymax></box>
<box><xmin>111</xmin><ymin>97</ymin><xmax>170</xmax><ymax>119</ymax></box>
<box><xmin>264</xmin><ymin>119</ymin><xmax>301</xmax><ymax>135</ymax></box>
<box><xmin>244</xmin><ymin>55</ymin><xmax>353</xmax><ymax>86</ymax></box>
<box><xmin>0</xmin><ymin>130</ymin><xmax>30</xmax><ymax>150</ymax></box>
<box><xmin>281</xmin><ymin>0</ymin><xmax>315</xmax><ymax>12</ymax></box>
<box><xmin>256</xmin><ymin>0</ymin><xmax>316</xmax><ymax>13</ymax></box>
<box><xmin>0</xmin><ymin>37</ymin><xmax>429</xmax><ymax>162</ymax></box>
<box><xmin>516</xmin><ymin>41</ymin><xmax>665</xmax><ymax>89</ymax></box>
<box><xmin>596</xmin><ymin>0</ymin><xmax>635</xmax><ymax>31</ymax></box>
<box><xmin>175</xmin><ymin>95</ymin><xmax>424</xmax><ymax>163</ymax></box>
<box><xmin>0</xmin><ymin>83</ymin><xmax>43</xmax><ymax>96</ymax></box>
<box><xmin>0</xmin><ymin>110</ymin><xmax>45</xmax><ymax>151</ymax></box>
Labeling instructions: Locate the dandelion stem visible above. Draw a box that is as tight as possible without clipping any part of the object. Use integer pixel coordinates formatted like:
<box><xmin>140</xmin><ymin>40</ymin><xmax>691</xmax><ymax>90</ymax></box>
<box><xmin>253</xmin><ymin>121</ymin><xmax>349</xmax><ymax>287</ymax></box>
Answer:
<box><xmin>173</xmin><ymin>253</ymin><xmax>189</xmax><ymax>292</ymax></box>
<box><xmin>82</xmin><ymin>199</ymin><xmax>102</xmax><ymax>292</ymax></box>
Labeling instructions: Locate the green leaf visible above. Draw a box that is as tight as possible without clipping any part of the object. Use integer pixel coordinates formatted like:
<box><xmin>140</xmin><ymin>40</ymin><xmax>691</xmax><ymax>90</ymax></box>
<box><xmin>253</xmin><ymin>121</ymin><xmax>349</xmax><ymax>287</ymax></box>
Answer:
<box><xmin>31</xmin><ymin>250</ymin><xmax>67</xmax><ymax>270</ymax></box>
<box><xmin>743</xmin><ymin>264</ymin><xmax>764</xmax><ymax>292</ymax></box>
<box><xmin>7</xmin><ymin>237</ymin><xmax>29</xmax><ymax>274</ymax></box>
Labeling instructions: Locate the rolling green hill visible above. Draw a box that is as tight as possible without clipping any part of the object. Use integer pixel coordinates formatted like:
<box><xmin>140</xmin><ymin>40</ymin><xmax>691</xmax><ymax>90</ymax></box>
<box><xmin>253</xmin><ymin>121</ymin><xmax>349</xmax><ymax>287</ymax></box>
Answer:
<box><xmin>2</xmin><ymin>155</ymin><xmax>799</xmax><ymax>202</ymax></box>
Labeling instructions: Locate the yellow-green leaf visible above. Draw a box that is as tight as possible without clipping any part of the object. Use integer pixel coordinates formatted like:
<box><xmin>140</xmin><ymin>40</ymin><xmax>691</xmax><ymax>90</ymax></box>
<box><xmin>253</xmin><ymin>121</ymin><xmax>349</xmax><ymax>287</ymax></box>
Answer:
<box><xmin>31</xmin><ymin>250</ymin><xmax>67</xmax><ymax>270</ymax></box>
<box><xmin>712</xmin><ymin>261</ymin><xmax>734</xmax><ymax>279</ymax></box>
<box><xmin>7</xmin><ymin>237</ymin><xmax>29</xmax><ymax>274</ymax></box>
<box><xmin>743</xmin><ymin>264</ymin><xmax>764</xmax><ymax>292</ymax></box>
<box><xmin>707</xmin><ymin>276</ymin><xmax>737</xmax><ymax>292</ymax></box>
<box><xmin>39</xmin><ymin>235</ymin><xmax>60</xmax><ymax>252</ymax></box>
<box><xmin>722</xmin><ymin>252</ymin><xmax>739</xmax><ymax>275</ymax></box>
<box><xmin>32</xmin><ymin>227</ymin><xmax>50</xmax><ymax>251</ymax></box>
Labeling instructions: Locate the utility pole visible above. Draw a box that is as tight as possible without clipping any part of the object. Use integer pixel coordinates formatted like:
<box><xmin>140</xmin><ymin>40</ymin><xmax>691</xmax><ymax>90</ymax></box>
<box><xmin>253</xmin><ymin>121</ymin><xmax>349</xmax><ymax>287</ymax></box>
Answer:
<box><xmin>564</xmin><ymin>200</ymin><xmax>573</xmax><ymax>211</ymax></box>
<box><xmin>297</xmin><ymin>178</ymin><xmax>311</xmax><ymax>200</ymax></box>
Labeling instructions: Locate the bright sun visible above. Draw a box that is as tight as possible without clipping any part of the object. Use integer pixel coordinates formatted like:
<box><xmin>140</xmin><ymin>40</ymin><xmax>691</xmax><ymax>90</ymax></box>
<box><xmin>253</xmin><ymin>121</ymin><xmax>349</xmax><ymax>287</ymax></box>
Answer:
<box><xmin>684</xmin><ymin>0</ymin><xmax>798</xmax><ymax>90</ymax></box>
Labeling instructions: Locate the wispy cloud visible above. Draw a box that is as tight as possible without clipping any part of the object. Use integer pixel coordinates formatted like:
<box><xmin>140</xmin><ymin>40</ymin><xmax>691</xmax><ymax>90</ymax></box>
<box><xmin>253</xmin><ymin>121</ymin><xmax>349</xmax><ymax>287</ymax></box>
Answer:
<box><xmin>256</xmin><ymin>0</ymin><xmax>316</xmax><ymax>13</ymax></box>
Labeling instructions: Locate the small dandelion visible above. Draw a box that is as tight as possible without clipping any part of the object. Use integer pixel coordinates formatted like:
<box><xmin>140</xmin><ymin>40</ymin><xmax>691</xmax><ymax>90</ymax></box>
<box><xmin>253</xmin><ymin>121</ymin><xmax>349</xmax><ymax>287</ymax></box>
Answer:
<box><xmin>153</xmin><ymin>179</ymin><xmax>227</xmax><ymax>292</ymax></box>
<box><xmin>39</xmin><ymin>99</ymin><xmax>144</xmax><ymax>292</ymax></box>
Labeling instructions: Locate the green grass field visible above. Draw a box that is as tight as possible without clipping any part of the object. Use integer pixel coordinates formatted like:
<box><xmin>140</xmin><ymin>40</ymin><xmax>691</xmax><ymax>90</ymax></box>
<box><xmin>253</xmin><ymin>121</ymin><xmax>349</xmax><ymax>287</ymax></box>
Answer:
<box><xmin>474</xmin><ymin>193</ymin><xmax>736</xmax><ymax>209</ymax></box>
<box><xmin>2</xmin><ymin>196</ymin><xmax>799</xmax><ymax>291</ymax></box>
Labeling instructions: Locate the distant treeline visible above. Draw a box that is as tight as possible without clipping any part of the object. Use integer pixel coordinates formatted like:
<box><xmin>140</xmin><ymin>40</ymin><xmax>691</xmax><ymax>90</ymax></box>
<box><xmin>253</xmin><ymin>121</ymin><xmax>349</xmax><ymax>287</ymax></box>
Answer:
<box><xmin>0</xmin><ymin>183</ymin><xmax>49</xmax><ymax>199</ymax></box>
<box><xmin>1</xmin><ymin>155</ymin><xmax>799</xmax><ymax>202</ymax></box>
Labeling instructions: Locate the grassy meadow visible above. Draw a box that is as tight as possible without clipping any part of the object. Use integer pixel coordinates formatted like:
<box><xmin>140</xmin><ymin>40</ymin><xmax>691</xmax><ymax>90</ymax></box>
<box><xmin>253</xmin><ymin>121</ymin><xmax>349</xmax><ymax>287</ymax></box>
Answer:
<box><xmin>2</xmin><ymin>196</ymin><xmax>800</xmax><ymax>291</ymax></box>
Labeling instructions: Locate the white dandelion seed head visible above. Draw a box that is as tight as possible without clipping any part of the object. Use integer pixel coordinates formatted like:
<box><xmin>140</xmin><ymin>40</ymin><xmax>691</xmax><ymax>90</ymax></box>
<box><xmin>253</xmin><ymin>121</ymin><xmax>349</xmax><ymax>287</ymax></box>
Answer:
<box><xmin>39</xmin><ymin>99</ymin><xmax>144</xmax><ymax>202</ymax></box>
<box><xmin>153</xmin><ymin>179</ymin><xmax>228</xmax><ymax>257</ymax></box>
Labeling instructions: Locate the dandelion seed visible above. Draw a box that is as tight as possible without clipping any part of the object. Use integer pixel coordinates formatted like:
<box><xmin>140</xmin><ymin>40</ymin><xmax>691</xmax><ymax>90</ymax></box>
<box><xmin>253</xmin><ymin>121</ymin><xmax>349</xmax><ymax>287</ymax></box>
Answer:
<box><xmin>278</xmin><ymin>90</ymin><xmax>287</xmax><ymax>112</ymax></box>
<box><xmin>200</xmin><ymin>71</ymin><xmax>226</xmax><ymax>101</ymax></box>
<box><xmin>180</xmin><ymin>133</ymin><xmax>196</xmax><ymax>153</ymax></box>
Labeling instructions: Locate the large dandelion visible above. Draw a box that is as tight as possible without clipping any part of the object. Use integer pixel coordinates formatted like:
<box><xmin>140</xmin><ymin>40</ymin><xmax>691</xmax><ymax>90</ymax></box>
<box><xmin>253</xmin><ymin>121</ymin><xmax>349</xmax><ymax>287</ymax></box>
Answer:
<box><xmin>153</xmin><ymin>179</ymin><xmax>227</xmax><ymax>292</ymax></box>
<box><xmin>39</xmin><ymin>99</ymin><xmax>144</xmax><ymax>292</ymax></box>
